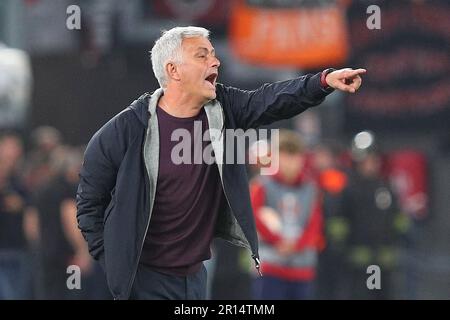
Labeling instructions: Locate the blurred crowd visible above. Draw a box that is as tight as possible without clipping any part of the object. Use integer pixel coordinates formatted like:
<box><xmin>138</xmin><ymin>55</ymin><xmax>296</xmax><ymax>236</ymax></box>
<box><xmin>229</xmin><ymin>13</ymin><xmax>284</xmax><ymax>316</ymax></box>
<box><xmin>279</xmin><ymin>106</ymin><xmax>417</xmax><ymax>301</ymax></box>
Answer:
<box><xmin>0</xmin><ymin>0</ymin><xmax>446</xmax><ymax>301</ymax></box>
<box><xmin>212</xmin><ymin>128</ymin><xmax>423</xmax><ymax>300</ymax></box>
<box><xmin>0</xmin><ymin>127</ymin><xmax>110</xmax><ymax>299</ymax></box>
<box><xmin>0</xmin><ymin>123</ymin><xmax>426</xmax><ymax>300</ymax></box>
<box><xmin>250</xmin><ymin>130</ymin><xmax>406</xmax><ymax>300</ymax></box>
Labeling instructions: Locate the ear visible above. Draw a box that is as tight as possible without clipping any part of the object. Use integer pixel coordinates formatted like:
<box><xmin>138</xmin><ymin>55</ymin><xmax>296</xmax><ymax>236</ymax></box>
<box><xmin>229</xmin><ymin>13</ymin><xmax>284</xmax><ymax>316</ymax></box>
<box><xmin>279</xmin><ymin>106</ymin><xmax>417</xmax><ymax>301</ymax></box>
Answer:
<box><xmin>165</xmin><ymin>62</ymin><xmax>181</xmax><ymax>82</ymax></box>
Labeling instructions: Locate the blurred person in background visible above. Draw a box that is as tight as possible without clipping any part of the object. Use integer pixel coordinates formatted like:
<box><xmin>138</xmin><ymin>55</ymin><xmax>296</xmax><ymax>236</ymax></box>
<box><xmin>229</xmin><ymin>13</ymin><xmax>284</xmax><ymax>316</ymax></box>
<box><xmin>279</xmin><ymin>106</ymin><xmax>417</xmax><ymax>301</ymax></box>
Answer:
<box><xmin>34</xmin><ymin>147</ymin><xmax>110</xmax><ymax>299</ymax></box>
<box><xmin>24</xmin><ymin>126</ymin><xmax>63</xmax><ymax>190</ymax></box>
<box><xmin>343</xmin><ymin>131</ymin><xmax>402</xmax><ymax>299</ymax></box>
<box><xmin>250</xmin><ymin>130</ymin><xmax>324</xmax><ymax>300</ymax></box>
<box><xmin>0</xmin><ymin>132</ymin><xmax>33</xmax><ymax>299</ymax></box>
<box><xmin>312</xmin><ymin>142</ymin><xmax>350</xmax><ymax>299</ymax></box>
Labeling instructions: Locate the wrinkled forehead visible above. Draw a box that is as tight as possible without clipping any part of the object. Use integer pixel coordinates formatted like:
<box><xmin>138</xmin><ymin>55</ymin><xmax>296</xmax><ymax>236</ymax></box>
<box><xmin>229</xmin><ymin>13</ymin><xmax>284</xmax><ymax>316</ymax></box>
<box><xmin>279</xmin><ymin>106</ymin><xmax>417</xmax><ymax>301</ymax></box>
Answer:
<box><xmin>181</xmin><ymin>36</ymin><xmax>214</xmax><ymax>53</ymax></box>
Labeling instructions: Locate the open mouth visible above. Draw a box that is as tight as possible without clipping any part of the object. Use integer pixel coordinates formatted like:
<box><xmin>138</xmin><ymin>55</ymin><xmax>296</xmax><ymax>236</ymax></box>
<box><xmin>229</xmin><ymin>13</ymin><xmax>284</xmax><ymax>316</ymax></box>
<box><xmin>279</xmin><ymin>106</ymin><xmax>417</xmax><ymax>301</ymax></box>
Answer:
<box><xmin>205</xmin><ymin>73</ymin><xmax>218</xmax><ymax>87</ymax></box>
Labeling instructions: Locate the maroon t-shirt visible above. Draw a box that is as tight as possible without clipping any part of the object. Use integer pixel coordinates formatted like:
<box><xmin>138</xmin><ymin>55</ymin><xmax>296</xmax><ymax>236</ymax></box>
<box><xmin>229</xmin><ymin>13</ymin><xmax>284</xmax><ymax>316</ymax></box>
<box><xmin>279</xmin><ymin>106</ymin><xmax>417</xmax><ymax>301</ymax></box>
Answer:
<box><xmin>139</xmin><ymin>105</ymin><xmax>226</xmax><ymax>276</ymax></box>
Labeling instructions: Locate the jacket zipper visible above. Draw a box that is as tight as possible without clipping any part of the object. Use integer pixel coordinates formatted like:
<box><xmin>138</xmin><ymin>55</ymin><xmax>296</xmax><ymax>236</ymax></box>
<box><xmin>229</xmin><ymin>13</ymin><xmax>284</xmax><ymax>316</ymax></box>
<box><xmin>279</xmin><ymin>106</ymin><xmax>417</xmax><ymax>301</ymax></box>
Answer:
<box><xmin>218</xmin><ymin>175</ymin><xmax>261</xmax><ymax>276</ymax></box>
<box><xmin>124</xmin><ymin>133</ymin><xmax>155</xmax><ymax>299</ymax></box>
<box><xmin>215</xmin><ymin>117</ymin><xmax>262</xmax><ymax>277</ymax></box>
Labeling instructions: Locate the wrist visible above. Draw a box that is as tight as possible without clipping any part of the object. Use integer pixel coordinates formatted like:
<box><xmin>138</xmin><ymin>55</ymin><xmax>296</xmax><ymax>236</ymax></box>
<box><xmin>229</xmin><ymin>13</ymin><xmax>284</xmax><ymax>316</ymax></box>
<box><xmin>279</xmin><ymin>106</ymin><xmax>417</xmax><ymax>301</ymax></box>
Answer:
<box><xmin>320</xmin><ymin>68</ymin><xmax>336</xmax><ymax>89</ymax></box>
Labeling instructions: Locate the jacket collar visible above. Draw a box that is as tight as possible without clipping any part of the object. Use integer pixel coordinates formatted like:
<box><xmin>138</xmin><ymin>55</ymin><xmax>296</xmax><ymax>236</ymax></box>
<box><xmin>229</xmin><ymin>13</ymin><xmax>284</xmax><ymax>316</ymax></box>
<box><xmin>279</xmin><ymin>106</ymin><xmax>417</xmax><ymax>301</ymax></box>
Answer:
<box><xmin>130</xmin><ymin>89</ymin><xmax>224</xmax><ymax>130</ymax></box>
<box><xmin>148</xmin><ymin>88</ymin><xmax>164</xmax><ymax>116</ymax></box>
<box><xmin>128</xmin><ymin>89</ymin><xmax>164</xmax><ymax>128</ymax></box>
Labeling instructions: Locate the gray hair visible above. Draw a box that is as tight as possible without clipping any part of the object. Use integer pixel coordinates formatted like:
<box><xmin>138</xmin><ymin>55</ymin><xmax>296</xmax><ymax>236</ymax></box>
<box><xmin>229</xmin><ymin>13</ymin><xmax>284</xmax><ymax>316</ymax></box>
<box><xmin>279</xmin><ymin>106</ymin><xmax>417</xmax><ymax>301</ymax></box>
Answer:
<box><xmin>150</xmin><ymin>26</ymin><xmax>210</xmax><ymax>88</ymax></box>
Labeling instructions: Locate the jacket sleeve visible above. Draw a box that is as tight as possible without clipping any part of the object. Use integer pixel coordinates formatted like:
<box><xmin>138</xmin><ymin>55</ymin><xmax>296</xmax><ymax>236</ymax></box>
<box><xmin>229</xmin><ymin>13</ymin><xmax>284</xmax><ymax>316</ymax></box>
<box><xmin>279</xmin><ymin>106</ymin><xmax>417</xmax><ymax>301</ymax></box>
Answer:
<box><xmin>250</xmin><ymin>180</ymin><xmax>283</xmax><ymax>245</ymax></box>
<box><xmin>218</xmin><ymin>72</ymin><xmax>333</xmax><ymax>130</ymax></box>
<box><xmin>76</xmin><ymin>115</ymin><xmax>128</xmax><ymax>267</ymax></box>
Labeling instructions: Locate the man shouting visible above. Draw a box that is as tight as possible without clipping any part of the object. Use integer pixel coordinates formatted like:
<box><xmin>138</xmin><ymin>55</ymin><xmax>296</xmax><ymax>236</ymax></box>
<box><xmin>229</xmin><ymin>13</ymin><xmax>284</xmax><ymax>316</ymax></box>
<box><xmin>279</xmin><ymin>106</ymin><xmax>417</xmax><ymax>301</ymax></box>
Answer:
<box><xmin>76</xmin><ymin>26</ymin><xmax>365</xmax><ymax>300</ymax></box>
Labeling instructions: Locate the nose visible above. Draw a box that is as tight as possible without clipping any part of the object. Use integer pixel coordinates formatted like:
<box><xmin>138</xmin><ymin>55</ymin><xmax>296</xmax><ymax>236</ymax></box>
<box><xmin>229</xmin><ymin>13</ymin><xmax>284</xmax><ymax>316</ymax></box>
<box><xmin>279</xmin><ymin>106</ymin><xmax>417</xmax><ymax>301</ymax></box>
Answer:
<box><xmin>211</xmin><ymin>55</ymin><xmax>220</xmax><ymax>69</ymax></box>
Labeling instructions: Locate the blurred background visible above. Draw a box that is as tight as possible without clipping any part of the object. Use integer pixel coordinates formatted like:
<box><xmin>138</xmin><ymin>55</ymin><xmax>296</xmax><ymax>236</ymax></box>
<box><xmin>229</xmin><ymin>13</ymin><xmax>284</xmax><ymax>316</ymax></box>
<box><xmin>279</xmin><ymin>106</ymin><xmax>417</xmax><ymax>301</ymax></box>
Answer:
<box><xmin>0</xmin><ymin>0</ymin><xmax>449</xmax><ymax>299</ymax></box>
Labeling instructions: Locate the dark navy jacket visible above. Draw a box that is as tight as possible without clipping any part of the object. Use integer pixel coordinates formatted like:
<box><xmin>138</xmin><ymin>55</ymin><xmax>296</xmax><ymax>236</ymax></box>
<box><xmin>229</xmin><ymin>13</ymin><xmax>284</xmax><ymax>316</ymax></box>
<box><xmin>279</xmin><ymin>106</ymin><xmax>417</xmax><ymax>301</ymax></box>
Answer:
<box><xmin>76</xmin><ymin>72</ymin><xmax>333</xmax><ymax>299</ymax></box>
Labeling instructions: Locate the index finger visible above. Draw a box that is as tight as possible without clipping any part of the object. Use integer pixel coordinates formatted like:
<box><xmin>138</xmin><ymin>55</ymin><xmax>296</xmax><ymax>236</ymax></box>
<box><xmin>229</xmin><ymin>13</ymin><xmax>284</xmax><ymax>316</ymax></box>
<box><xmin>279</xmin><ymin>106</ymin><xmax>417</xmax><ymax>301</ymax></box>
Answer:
<box><xmin>350</xmin><ymin>68</ymin><xmax>367</xmax><ymax>75</ymax></box>
<box><xmin>343</xmin><ymin>68</ymin><xmax>366</xmax><ymax>79</ymax></box>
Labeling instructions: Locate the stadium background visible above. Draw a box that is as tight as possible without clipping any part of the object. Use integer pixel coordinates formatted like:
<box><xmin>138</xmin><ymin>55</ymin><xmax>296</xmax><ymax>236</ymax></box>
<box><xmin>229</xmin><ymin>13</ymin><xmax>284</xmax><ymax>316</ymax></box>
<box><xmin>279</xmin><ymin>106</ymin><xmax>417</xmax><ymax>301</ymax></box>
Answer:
<box><xmin>0</xmin><ymin>0</ymin><xmax>449</xmax><ymax>299</ymax></box>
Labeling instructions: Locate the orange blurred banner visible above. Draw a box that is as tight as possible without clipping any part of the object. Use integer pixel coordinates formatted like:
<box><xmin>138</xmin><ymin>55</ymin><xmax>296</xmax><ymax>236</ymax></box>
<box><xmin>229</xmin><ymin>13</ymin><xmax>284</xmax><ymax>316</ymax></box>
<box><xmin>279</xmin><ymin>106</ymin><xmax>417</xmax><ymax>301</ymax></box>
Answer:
<box><xmin>229</xmin><ymin>1</ymin><xmax>349</xmax><ymax>68</ymax></box>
